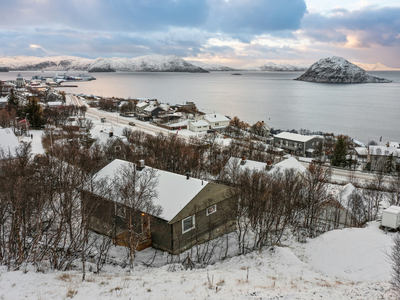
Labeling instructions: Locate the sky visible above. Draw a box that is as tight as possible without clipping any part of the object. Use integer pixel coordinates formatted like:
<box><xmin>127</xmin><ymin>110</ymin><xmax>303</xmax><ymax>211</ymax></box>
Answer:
<box><xmin>0</xmin><ymin>0</ymin><xmax>399</xmax><ymax>67</ymax></box>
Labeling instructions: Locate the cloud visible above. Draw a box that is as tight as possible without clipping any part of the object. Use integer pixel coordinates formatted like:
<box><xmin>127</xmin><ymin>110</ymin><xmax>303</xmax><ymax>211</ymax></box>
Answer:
<box><xmin>207</xmin><ymin>0</ymin><xmax>307</xmax><ymax>34</ymax></box>
<box><xmin>301</xmin><ymin>6</ymin><xmax>400</xmax><ymax>47</ymax></box>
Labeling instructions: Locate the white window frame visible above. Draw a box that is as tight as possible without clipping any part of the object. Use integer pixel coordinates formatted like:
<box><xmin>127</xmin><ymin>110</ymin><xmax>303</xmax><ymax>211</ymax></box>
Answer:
<box><xmin>206</xmin><ymin>204</ymin><xmax>217</xmax><ymax>216</ymax></box>
<box><xmin>182</xmin><ymin>215</ymin><xmax>195</xmax><ymax>234</ymax></box>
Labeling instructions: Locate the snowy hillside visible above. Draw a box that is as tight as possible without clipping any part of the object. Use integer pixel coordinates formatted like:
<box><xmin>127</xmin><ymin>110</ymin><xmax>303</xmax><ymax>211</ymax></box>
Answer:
<box><xmin>0</xmin><ymin>222</ymin><xmax>396</xmax><ymax>299</ymax></box>
<box><xmin>295</xmin><ymin>56</ymin><xmax>392</xmax><ymax>83</ymax></box>
<box><xmin>248</xmin><ymin>62</ymin><xmax>309</xmax><ymax>72</ymax></box>
<box><xmin>88</xmin><ymin>55</ymin><xmax>208</xmax><ymax>72</ymax></box>
<box><xmin>0</xmin><ymin>56</ymin><xmax>92</xmax><ymax>71</ymax></box>
<box><xmin>188</xmin><ymin>60</ymin><xmax>238</xmax><ymax>71</ymax></box>
<box><xmin>352</xmin><ymin>61</ymin><xmax>400</xmax><ymax>71</ymax></box>
<box><xmin>0</xmin><ymin>55</ymin><xmax>208</xmax><ymax>73</ymax></box>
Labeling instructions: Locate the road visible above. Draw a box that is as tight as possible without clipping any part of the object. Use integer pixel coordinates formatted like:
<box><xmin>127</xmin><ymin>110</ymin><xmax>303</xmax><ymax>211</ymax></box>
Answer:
<box><xmin>300</xmin><ymin>161</ymin><xmax>393</xmax><ymax>183</ymax></box>
<box><xmin>65</xmin><ymin>94</ymin><xmax>189</xmax><ymax>137</ymax></box>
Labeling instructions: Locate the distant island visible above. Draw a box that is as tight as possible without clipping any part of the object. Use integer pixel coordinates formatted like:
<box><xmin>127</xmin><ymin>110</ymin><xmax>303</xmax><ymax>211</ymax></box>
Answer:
<box><xmin>294</xmin><ymin>57</ymin><xmax>392</xmax><ymax>83</ymax></box>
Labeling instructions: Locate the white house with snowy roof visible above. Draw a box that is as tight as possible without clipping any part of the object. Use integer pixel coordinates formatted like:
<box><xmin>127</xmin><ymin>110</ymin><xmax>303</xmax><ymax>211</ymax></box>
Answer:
<box><xmin>221</xmin><ymin>156</ymin><xmax>308</xmax><ymax>183</ymax></box>
<box><xmin>188</xmin><ymin>120</ymin><xmax>210</xmax><ymax>132</ymax></box>
<box><xmin>83</xmin><ymin>159</ymin><xmax>237</xmax><ymax>254</ymax></box>
<box><xmin>198</xmin><ymin>113</ymin><xmax>230</xmax><ymax>131</ymax></box>
<box><xmin>355</xmin><ymin>146</ymin><xmax>400</xmax><ymax>171</ymax></box>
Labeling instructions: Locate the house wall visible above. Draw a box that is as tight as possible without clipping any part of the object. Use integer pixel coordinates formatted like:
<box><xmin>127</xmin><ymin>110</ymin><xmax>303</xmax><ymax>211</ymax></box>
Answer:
<box><xmin>188</xmin><ymin>123</ymin><xmax>209</xmax><ymax>132</ymax></box>
<box><xmin>150</xmin><ymin>216</ymin><xmax>173</xmax><ymax>252</ymax></box>
<box><xmin>170</xmin><ymin>197</ymin><xmax>236</xmax><ymax>254</ymax></box>
<box><xmin>274</xmin><ymin>136</ymin><xmax>321</xmax><ymax>157</ymax></box>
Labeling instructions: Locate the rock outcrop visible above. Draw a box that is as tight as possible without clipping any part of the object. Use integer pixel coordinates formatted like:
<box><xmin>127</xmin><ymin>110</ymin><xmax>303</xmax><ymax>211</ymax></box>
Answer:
<box><xmin>294</xmin><ymin>57</ymin><xmax>392</xmax><ymax>83</ymax></box>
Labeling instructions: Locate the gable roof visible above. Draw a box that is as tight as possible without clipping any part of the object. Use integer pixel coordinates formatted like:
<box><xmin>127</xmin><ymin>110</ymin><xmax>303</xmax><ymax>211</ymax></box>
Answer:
<box><xmin>270</xmin><ymin>157</ymin><xmax>308</xmax><ymax>174</ymax></box>
<box><xmin>92</xmin><ymin>159</ymin><xmax>209</xmax><ymax>222</ymax></box>
<box><xmin>0</xmin><ymin>128</ymin><xmax>21</xmax><ymax>160</ymax></box>
<box><xmin>226</xmin><ymin>157</ymin><xmax>267</xmax><ymax>173</ymax></box>
<box><xmin>204</xmin><ymin>113</ymin><xmax>229</xmax><ymax>123</ymax></box>
<box><xmin>274</xmin><ymin>132</ymin><xmax>320</xmax><ymax>143</ymax></box>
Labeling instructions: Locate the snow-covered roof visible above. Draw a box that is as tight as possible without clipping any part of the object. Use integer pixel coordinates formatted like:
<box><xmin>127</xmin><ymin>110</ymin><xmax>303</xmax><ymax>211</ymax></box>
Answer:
<box><xmin>227</xmin><ymin>157</ymin><xmax>267</xmax><ymax>173</ymax></box>
<box><xmin>369</xmin><ymin>146</ymin><xmax>398</xmax><ymax>156</ymax></box>
<box><xmin>383</xmin><ymin>206</ymin><xmax>400</xmax><ymax>215</ymax></box>
<box><xmin>204</xmin><ymin>113</ymin><xmax>229</xmax><ymax>123</ymax></box>
<box><xmin>0</xmin><ymin>128</ymin><xmax>21</xmax><ymax>160</ymax></box>
<box><xmin>388</xmin><ymin>142</ymin><xmax>400</xmax><ymax>148</ymax></box>
<box><xmin>47</xmin><ymin>101</ymin><xmax>63</xmax><ymax>106</ymax></box>
<box><xmin>136</xmin><ymin>101</ymin><xmax>149</xmax><ymax>108</ymax></box>
<box><xmin>190</xmin><ymin>120</ymin><xmax>209</xmax><ymax>127</ymax></box>
<box><xmin>354</xmin><ymin>147</ymin><xmax>368</xmax><ymax>156</ymax></box>
<box><xmin>144</xmin><ymin>105</ymin><xmax>158</xmax><ymax>112</ymax></box>
<box><xmin>336</xmin><ymin>183</ymin><xmax>356</xmax><ymax>203</ymax></box>
<box><xmin>274</xmin><ymin>132</ymin><xmax>322</xmax><ymax>142</ymax></box>
<box><xmin>92</xmin><ymin>159</ymin><xmax>209</xmax><ymax>222</ymax></box>
<box><xmin>353</xmin><ymin>139</ymin><xmax>366</xmax><ymax>148</ymax></box>
<box><xmin>0</xmin><ymin>97</ymin><xmax>8</xmax><ymax>103</ymax></box>
<box><xmin>271</xmin><ymin>157</ymin><xmax>308</xmax><ymax>174</ymax></box>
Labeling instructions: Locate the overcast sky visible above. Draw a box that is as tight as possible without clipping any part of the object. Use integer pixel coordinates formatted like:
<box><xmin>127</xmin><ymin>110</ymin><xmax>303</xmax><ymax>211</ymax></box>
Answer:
<box><xmin>0</xmin><ymin>0</ymin><xmax>399</xmax><ymax>67</ymax></box>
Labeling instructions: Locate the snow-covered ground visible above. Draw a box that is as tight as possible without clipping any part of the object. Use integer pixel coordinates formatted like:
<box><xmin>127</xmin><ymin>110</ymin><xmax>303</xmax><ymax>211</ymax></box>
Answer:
<box><xmin>20</xmin><ymin>129</ymin><xmax>45</xmax><ymax>155</ymax></box>
<box><xmin>0</xmin><ymin>222</ymin><xmax>397</xmax><ymax>299</ymax></box>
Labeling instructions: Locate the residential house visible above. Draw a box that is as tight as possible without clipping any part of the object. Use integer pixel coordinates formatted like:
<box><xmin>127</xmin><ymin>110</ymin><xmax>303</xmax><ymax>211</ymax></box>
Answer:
<box><xmin>136</xmin><ymin>105</ymin><xmax>165</xmax><ymax>121</ymax></box>
<box><xmin>188</xmin><ymin>120</ymin><xmax>210</xmax><ymax>132</ymax></box>
<box><xmin>91</xmin><ymin>129</ymin><xmax>133</xmax><ymax>163</ymax></box>
<box><xmin>83</xmin><ymin>159</ymin><xmax>237</xmax><ymax>254</ymax></box>
<box><xmin>273</xmin><ymin>132</ymin><xmax>323</xmax><ymax>157</ymax></box>
<box><xmin>221</xmin><ymin>156</ymin><xmax>308</xmax><ymax>184</ymax></box>
<box><xmin>355</xmin><ymin>145</ymin><xmax>400</xmax><ymax>171</ymax></box>
<box><xmin>198</xmin><ymin>113</ymin><xmax>230</xmax><ymax>131</ymax></box>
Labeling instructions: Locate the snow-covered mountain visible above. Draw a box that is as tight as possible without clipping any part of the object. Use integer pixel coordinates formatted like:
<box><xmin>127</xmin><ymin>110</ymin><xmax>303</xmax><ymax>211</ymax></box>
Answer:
<box><xmin>352</xmin><ymin>62</ymin><xmax>399</xmax><ymax>71</ymax></box>
<box><xmin>248</xmin><ymin>62</ymin><xmax>309</xmax><ymax>72</ymax></box>
<box><xmin>0</xmin><ymin>55</ymin><xmax>208</xmax><ymax>73</ymax></box>
<box><xmin>295</xmin><ymin>57</ymin><xmax>392</xmax><ymax>83</ymax></box>
<box><xmin>88</xmin><ymin>55</ymin><xmax>208</xmax><ymax>72</ymax></box>
<box><xmin>0</xmin><ymin>56</ymin><xmax>92</xmax><ymax>71</ymax></box>
<box><xmin>187</xmin><ymin>60</ymin><xmax>238</xmax><ymax>71</ymax></box>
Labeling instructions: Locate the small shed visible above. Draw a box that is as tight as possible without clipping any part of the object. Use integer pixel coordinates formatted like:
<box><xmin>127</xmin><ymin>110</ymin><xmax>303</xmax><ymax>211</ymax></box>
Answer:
<box><xmin>381</xmin><ymin>206</ymin><xmax>400</xmax><ymax>230</ymax></box>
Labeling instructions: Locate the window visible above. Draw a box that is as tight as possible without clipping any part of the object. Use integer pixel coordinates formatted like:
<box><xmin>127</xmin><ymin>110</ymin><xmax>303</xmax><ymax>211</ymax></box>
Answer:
<box><xmin>206</xmin><ymin>204</ymin><xmax>217</xmax><ymax>216</ymax></box>
<box><xmin>115</xmin><ymin>146</ymin><xmax>121</xmax><ymax>151</ymax></box>
<box><xmin>215</xmin><ymin>123</ymin><xmax>219</xmax><ymax>126</ymax></box>
<box><xmin>182</xmin><ymin>215</ymin><xmax>195</xmax><ymax>233</ymax></box>
<box><xmin>115</xmin><ymin>204</ymin><xmax>126</xmax><ymax>218</ymax></box>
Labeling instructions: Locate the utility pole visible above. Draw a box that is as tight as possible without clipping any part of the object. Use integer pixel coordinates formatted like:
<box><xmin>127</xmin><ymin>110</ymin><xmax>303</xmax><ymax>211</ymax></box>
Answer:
<box><xmin>26</xmin><ymin>113</ymin><xmax>29</xmax><ymax>136</ymax></box>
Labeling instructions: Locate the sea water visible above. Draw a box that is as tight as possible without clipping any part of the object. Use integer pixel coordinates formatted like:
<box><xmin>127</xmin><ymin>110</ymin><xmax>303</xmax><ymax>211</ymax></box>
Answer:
<box><xmin>2</xmin><ymin>71</ymin><xmax>399</xmax><ymax>144</ymax></box>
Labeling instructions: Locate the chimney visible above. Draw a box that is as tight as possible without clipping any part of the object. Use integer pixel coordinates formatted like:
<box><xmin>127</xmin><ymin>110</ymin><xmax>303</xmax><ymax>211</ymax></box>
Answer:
<box><xmin>265</xmin><ymin>160</ymin><xmax>272</xmax><ymax>170</ymax></box>
<box><xmin>186</xmin><ymin>172</ymin><xmax>190</xmax><ymax>180</ymax></box>
<box><xmin>109</xmin><ymin>131</ymin><xmax>113</xmax><ymax>138</ymax></box>
<box><xmin>137</xmin><ymin>159</ymin><xmax>145</xmax><ymax>171</ymax></box>
<box><xmin>240</xmin><ymin>156</ymin><xmax>246</xmax><ymax>165</ymax></box>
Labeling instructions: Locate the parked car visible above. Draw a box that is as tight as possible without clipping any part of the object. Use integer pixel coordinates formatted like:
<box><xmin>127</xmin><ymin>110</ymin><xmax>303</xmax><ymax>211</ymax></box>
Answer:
<box><xmin>129</xmin><ymin>122</ymin><xmax>136</xmax><ymax>126</ymax></box>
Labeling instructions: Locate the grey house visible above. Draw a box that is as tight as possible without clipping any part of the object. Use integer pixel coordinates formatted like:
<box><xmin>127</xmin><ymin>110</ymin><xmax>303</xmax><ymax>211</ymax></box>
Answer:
<box><xmin>83</xmin><ymin>159</ymin><xmax>237</xmax><ymax>254</ymax></box>
<box><xmin>273</xmin><ymin>132</ymin><xmax>323</xmax><ymax>157</ymax></box>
